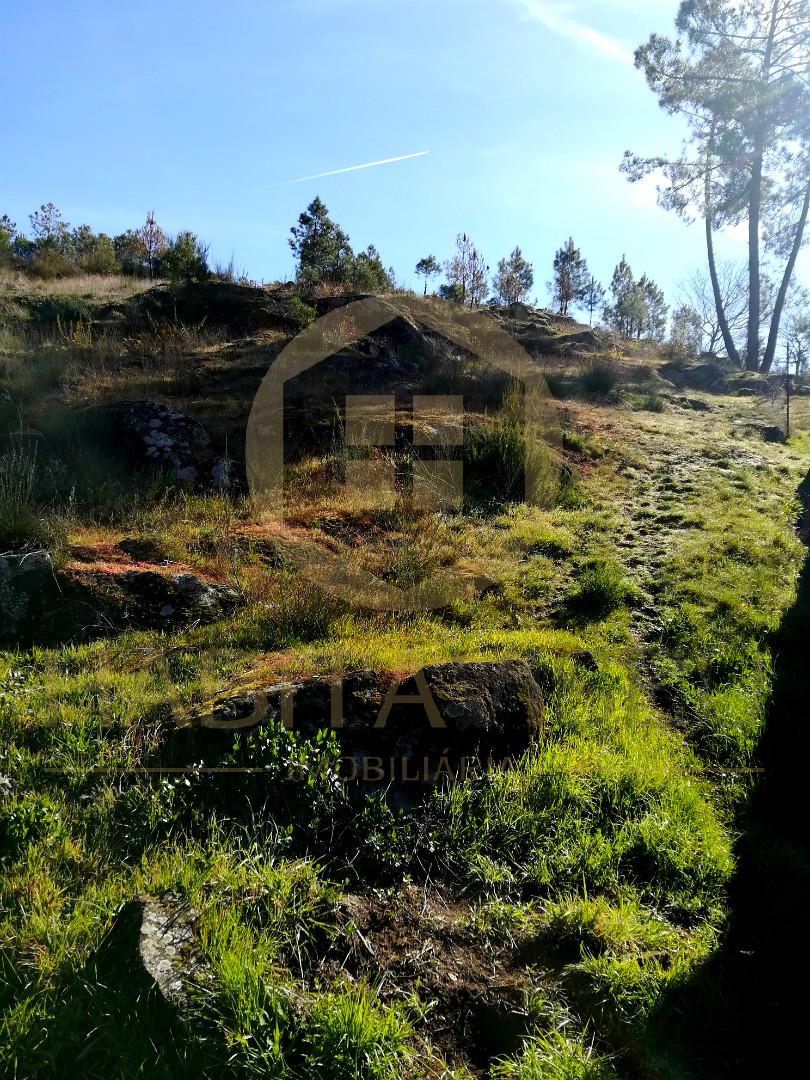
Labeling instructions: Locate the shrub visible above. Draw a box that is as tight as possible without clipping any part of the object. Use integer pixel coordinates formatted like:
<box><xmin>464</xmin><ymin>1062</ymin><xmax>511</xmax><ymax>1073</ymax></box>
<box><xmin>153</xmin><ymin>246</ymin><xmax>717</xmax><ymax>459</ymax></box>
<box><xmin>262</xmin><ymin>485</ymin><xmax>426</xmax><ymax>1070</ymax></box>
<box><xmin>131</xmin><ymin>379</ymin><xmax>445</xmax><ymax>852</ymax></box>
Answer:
<box><xmin>29</xmin><ymin>249</ymin><xmax>74</xmax><ymax>280</ymax></box>
<box><xmin>290</xmin><ymin>296</ymin><xmax>317</xmax><ymax>328</ymax></box>
<box><xmin>0</xmin><ymin>449</ymin><xmax>43</xmax><ymax>548</ymax></box>
<box><xmin>464</xmin><ymin>387</ymin><xmax>562</xmax><ymax>509</ymax></box>
<box><xmin>581</xmin><ymin>356</ymin><xmax>619</xmax><ymax>396</ymax></box>
<box><xmin>568</xmin><ymin>560</ymin><xmax>634</xmax><ymax>619</ymax></box>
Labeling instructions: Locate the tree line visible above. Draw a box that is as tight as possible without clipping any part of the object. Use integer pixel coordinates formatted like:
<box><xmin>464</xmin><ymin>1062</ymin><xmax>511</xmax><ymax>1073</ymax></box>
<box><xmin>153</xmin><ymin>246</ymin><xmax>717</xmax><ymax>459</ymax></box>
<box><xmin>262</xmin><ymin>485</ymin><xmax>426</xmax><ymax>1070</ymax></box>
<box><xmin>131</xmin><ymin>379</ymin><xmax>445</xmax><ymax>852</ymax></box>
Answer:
<box><xmin>0</xmin><ymin>205</ymin><xmax>210</xmax><ymax>285</ymax></box>
<box><xmin>290</xmin><ymin>198</ymin><xmax>672</xmax><ymax>341</ymax></box>
<box><xmin>6</xmin><ymin>175</ymin><xmax>806</xmax><ymax>363</ymax></box>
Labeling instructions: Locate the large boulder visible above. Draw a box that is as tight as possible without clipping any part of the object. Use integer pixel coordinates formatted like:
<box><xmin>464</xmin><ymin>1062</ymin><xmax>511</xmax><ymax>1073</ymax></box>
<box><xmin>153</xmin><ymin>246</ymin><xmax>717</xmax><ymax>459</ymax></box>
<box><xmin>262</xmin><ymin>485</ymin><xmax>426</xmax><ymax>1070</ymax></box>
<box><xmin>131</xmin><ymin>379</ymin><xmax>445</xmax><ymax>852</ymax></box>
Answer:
<box><xmin>511</xmin><ymin>324</ymin><xmax>602</xmax><ymax>357</ymax></box>
<box><xmin>194</xmin><ymin>660</ymin><xmax>544</xmax><ymax>785</ymax></box>
<box><xmin>132</xmin><ymin>281</ymin><xmax>304</xmax><ymax>336</ymax></box>
<box><xmin>734</xmin><ymin>421</ymin><xmax>786</xmax><ymax>444</ymax></box>
<box><xmin>660</xmin><ymin>362</ymin><xmax>730</xmax><ymax>392</ymax></box>
<box><xmin>0</xmin><ymin>550</ymin><xmax>106</xmax><ymax>646</ymax></box>
<box><xmin>552</xmin><ymin>329</ymin><xmax>602</xmax><ymax>352</ymax></box>
<box><xmin>0</xmin><ymin>552</ymin><xmax>240</xmax><ymax>645</ymax></box>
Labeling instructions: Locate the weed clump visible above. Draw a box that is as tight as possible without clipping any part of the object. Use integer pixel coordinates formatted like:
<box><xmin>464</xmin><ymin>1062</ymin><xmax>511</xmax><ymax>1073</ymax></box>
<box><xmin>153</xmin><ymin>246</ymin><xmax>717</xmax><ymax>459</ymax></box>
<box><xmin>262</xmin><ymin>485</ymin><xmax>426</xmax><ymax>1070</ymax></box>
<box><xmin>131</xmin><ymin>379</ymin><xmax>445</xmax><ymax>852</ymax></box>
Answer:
<box><xmin>567</xmin><ymin>560</ymin><xmax>634</xmax><ymax>619</ymax></box>
<box><xmin>642</xmin><ymin>391</ymin><xmax>665</xmax><ymax>412</ymax></box>
<box><xmin>581</xmin><ymin>356</ymin><xmax>619</xmax><ymax>397</ymax></box>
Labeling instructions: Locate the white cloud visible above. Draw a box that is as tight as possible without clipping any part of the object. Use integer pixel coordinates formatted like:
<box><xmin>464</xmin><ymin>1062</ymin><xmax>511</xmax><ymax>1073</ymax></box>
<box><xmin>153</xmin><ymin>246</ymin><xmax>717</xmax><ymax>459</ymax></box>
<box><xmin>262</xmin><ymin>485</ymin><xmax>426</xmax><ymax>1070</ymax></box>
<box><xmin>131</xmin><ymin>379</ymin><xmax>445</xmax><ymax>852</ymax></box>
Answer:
<box><xmin>510</xmin><ymin>1</ymin><xmax>633</xmax><ymax>64</ymax></box>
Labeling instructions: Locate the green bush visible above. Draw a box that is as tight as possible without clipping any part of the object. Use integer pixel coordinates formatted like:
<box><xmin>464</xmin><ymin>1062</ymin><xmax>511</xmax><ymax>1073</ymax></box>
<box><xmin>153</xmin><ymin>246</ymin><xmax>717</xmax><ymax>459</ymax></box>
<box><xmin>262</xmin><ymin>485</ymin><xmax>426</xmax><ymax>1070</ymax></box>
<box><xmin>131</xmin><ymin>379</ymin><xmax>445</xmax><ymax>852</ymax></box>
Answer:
<box><xmin>289</xmin><ymin>296</ymin><xmax>317</xmax><ymax>328</ymax></box>
<box><xmin>568</xmin><ymin>560</ymin><xmax>634</xmax><ymax>619</ymax></box>
<box><xmin>161</xmin><ymin>231</ymin><xmax>209</xmax><ymax>286</ymax></box>
<box><xmin>464</xmin><ymin>390</ymin><xmax>561</xmax><ymax>509</ymax></box>
<box><xmin>580</xmin><ymin>356</ymin><xmax>619</xmax><ymax>396</ymax></box>
<box><xmin>29</xmin><ymin>249</ymin><xmax>75</xmax><ymax>280</ymax></box>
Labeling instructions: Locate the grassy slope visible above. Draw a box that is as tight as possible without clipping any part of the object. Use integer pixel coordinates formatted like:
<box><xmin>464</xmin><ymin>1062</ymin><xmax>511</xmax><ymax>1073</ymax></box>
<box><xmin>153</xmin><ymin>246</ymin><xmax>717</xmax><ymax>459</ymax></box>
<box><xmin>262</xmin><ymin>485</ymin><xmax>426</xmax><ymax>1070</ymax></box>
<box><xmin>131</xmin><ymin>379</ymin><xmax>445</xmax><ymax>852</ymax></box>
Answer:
<box><xmin>1</xmin><ymin>281</ymin><xmax>808</xmax><ymax>1078</ymax></box>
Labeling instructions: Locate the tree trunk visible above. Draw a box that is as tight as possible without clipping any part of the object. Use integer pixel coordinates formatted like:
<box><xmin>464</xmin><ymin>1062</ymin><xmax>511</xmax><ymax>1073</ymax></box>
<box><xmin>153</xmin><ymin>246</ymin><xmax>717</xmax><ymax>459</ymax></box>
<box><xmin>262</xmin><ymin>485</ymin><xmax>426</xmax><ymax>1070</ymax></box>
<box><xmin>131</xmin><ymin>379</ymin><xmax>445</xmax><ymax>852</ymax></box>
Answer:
<box><xmin>761</xmin><ymin>179</ymin><xmax>810</xmax><ymax>373</ymax></box>
<box><xmin>703</xmin><ymin>140</ymin><xmax>741</xmax><ymax>365</ymax></box>
<box><xmin>746</xmin><ymin>146</ymin><xmax>764</xmax><ymax>370</ymax></box>
<box><xmin>747</xmin><ymin>0</ymin><xmax>781</xmax><ymax>370</ymax></box>
<box><xmin>706</xmin><ymin>211</ymin><xmax>741</xmax><ymax>365</ymax></box>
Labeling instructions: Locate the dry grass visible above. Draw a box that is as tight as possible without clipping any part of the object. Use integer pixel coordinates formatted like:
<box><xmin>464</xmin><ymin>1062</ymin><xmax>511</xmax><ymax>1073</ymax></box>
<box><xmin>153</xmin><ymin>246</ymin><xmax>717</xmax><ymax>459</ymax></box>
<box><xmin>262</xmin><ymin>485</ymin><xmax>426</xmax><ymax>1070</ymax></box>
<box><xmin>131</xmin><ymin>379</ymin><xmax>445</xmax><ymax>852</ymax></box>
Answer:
<box><xmin>0</xmin><ymin>269</ymin><xmax>156</xmax><ymax>298</ymax></box>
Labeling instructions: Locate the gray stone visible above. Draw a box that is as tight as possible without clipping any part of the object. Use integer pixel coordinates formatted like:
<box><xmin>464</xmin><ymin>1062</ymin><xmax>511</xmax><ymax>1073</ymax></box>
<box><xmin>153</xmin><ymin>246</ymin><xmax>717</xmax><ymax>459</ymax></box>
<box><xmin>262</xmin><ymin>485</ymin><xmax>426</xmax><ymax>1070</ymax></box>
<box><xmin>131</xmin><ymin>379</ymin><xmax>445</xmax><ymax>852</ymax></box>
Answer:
<box><xmin>111</xmin><ymin>569</ymin><xmax>240</xmax><ymax>627</ymax></box>
<box><xmin>736</xmin><ymin>422</ymin><xmax>787</xmax><ymax>444</ymax></box>
<box><xmin>676</xmin><ymin>397</ymin><xmax>712</xmax><ymax>412</ymax></box>
<box><xmin>0</xmin><ymin>551</ymin><xmax>60</xmax><ymax>645</ymax></box>
<box><xmin>88</xmin><ymin>401</ymin><xmax>212</xmax><ymax>483</ymax></box>
<box><xmin>138</xmin><ymin>893</ymin><xmax>208</xmax><ymax>1014</ymax></box>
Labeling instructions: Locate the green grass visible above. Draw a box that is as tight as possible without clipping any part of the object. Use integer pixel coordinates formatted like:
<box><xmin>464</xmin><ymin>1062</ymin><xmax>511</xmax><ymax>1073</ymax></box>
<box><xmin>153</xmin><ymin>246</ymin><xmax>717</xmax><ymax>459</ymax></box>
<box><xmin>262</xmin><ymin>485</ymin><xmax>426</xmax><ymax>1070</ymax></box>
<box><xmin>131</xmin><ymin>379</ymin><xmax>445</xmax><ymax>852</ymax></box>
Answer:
<box><xmin>492</xmin><ymin>1032</ymin><xmax>617</xmax><ymax>1080</ymax></box>
<box><xmin>1</xmin><ymin>290</ymin><xmax>809</xmax><ymax>1077</ymax></box>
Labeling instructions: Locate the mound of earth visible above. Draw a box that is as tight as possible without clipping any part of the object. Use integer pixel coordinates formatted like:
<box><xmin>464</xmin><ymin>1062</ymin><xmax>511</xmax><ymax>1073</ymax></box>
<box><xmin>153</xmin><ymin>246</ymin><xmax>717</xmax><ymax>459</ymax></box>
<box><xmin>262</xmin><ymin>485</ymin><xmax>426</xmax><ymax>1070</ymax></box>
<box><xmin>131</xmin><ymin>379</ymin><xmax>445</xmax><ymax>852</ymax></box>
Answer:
<box><xmin>131</xmin><ymin>281</ymin><xmax>308</xmax><ymax>336</ymax></box>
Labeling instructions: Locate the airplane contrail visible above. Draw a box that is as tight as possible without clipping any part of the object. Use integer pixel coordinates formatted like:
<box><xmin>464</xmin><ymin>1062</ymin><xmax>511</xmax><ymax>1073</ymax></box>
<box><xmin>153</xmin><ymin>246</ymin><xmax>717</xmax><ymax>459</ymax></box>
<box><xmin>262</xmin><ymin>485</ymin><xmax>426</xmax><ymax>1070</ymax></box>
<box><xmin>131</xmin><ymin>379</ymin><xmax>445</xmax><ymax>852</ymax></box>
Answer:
<box><xmin>276</xmin><ymin>151</ymin><xmax>429</xmax><ymax>186</ymax></box>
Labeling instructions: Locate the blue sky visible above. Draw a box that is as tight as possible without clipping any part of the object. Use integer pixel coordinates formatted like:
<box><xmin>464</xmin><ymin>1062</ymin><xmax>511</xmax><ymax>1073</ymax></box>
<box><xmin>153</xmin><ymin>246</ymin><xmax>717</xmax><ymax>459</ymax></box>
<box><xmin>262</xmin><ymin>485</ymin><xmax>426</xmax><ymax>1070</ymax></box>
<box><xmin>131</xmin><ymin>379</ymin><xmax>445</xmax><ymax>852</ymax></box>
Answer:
<box><xmin>4</xmin><ymin>0</ymin><xmax>805</xmax><ymax>307</ymax></box>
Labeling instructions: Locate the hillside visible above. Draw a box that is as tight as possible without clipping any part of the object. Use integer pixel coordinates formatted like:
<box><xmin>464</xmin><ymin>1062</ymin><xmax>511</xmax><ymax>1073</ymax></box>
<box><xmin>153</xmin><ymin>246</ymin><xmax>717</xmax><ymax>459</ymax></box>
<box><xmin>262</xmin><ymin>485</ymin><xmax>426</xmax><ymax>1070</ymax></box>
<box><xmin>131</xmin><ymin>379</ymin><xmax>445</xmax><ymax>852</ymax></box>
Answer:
<box><xmin>1</xmin><ymin>278</ymin><xmax>809</xmax><ymax>1079</ymax></box>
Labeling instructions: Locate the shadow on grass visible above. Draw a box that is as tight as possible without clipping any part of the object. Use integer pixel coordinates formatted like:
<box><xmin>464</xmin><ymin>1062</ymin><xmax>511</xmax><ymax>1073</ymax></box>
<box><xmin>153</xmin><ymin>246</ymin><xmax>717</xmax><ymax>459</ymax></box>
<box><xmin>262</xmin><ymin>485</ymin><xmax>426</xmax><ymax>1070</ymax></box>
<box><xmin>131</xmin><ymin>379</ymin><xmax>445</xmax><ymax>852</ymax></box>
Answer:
<box><xmin>1</xmin><ymin>901</ymin><xmax>227</xmax><ymax>1079</ymax></box>
<box><xmin>640</xmin><ymin>470</ymin><xmax>810</xmax><ymax>1078</ymax></box>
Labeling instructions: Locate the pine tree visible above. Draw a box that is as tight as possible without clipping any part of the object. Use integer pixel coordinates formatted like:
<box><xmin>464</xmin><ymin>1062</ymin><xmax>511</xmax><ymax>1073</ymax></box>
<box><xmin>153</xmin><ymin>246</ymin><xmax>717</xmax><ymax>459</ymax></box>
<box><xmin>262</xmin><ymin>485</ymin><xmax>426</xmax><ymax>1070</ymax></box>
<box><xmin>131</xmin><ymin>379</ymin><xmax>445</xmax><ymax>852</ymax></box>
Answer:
<box><xmin>349</xmin><ymin>245</ymin><xmax>393</xmax><ymax>292</ymax></box>
<box><xmin>135</xmin><ymin>212</ymin><xmax>167</xmax><ymax>280</ymax></box>
<box><xmin>28</xmin><ymin>203</ymin><xmax>69</xmax><ymax>253</ymax></box>
<box><xmin>415</xmin><ymin>255</ymin><xmax>441</xmax><ymax>295</ymax></box>
<box><xmin>670</xmin><ymin>304</ymin><xmax>704</xmax><ymax>358</ymax></box>
<box><xmin>446</xmin><ymin>234</ymin><xmax>488</xmax><ymax>308</ymax></box>
<box><xmin>162</xmin><ymin>232</ymin><xmax>210</xmax><ymax>286</ymax></box>
<box><xmin>639</xmin><ymin>276</ymin><xmax>668</xmax><ymax>341</ymax></box>
<box><xmin>0</xmin><ymin>215</ymin><xmax>15</xmax><ymax>267</ymax></box>
<box><xmin>550</xmin><ymin>238</ymin><xmax>589</xmax><ymax>316</ymax></box>
<box><xmin>626</xmin><ymin>0</ymin><xmax>810</xmax><ymax>371</ymax></box>
<box><xmin>605</xmin><ymin>256</ymin><xmax>636</xmax><ymax>336</ymax></box>
<box><xmin>289</xmin><ymin>196</ymin><xmax>353</xmax><ymax>285</ymax></box>
<box><xmin>582</xmin><ymin>276</ymin><xmax>606</xmax><ymax>326</ymax></box>
<box><xmin>493</xmin><ymin>246</ymin><xmax>534</xmax><ymax>306</ymax></box>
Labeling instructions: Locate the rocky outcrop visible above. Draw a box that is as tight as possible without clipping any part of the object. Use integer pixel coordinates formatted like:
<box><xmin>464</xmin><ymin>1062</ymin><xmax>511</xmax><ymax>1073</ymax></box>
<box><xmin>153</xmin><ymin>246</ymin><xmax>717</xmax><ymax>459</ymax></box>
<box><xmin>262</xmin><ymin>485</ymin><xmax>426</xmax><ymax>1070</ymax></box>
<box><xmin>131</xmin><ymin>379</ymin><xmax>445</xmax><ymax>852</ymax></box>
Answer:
<box><xmin>194</xmin><ymin>660</ymin><xmax>544</xmax><ymax>785</ymax></box>
<box><xmin>734</xmin><ymin>421</ymin><xmax>787</xmax><ymax>444</ymax></box>
<box><xmin>1</xmin><ymin>550</ymin><xmax>240</xmax><ymax>646</ymax></box>
<box><xmin>552</xmin><ymin>329</ymin><xmax>603</xmax><ymax>352</ymax></box>
<box><xmin>87</xmin><ymin>401</ymin><xmax>213</xmax><ymax>483</ymax></box>
<box><xmin>509</xmin><ymin>323</ymin><xmax>603</xmax><ymax>357</ymax></box>
<box><xmin>115</xmin><ymin>537</ymin><xmax>170</xmax><ymax>564</ymax></box>
<box><xmin>674</xmin><ymin>396</ymin><xmax>712</xmax><ymax>412</ymax></box>
<box><xmin>0</xmin><ymin>550</ymin><xmax>106</xmax><ymax>646</ymax></box>
<box><xmin>660</xmin><ymin>362</ymin><xmax>730</xmax><ymax>392</ymax></box>
<box><xmin>133</xmin><ymin>281</ymin><xmax>304</xmax><ymax>336</ymax></box>
<box><xmin>86</xmin><ymin>569</ymin><xmax>240</xmax><ymax>629</ymax></box>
